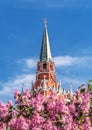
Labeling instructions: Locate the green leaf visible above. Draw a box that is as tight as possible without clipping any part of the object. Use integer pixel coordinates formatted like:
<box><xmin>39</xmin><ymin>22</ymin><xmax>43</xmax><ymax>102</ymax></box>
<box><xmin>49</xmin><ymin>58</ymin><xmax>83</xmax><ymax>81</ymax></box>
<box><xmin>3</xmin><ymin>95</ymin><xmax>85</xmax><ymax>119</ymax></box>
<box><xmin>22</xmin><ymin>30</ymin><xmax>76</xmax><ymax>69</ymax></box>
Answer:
<box><xmin>6</xmin><ymin>126</ymin><xmax>10</xmax><ymax>130</ymax></box>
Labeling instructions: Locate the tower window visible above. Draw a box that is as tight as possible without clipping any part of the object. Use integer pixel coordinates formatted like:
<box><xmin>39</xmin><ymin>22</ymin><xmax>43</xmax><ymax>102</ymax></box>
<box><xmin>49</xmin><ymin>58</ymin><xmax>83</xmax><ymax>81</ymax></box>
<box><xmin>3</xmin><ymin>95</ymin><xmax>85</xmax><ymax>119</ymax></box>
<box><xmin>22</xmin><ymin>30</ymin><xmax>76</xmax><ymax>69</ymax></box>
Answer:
<box><xmin>43</xmin><ymin>63</ymin><xmax>47</xmax><ymax>69</ymax></box>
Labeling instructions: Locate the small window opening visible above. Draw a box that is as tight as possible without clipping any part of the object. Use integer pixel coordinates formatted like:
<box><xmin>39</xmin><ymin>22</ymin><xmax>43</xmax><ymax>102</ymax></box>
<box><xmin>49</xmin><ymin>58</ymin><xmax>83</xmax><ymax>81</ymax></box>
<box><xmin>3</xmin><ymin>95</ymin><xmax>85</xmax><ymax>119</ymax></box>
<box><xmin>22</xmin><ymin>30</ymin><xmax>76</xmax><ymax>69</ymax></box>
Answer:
<box><xmin>43</xmin><ymin>63</ymin><xmax>47</xmax><ymax>69</ymax></box>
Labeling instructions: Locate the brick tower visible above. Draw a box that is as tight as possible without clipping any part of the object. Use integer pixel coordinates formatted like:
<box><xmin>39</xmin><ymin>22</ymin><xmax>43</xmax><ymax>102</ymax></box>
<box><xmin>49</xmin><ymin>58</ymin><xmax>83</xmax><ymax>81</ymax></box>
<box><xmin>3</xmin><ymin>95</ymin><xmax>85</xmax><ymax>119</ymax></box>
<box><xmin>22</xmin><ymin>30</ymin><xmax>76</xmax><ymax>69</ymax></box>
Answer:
<box><xmin>32</xmin><ymin>19</ymin><xmax>60</xmax><ymax>96</ymax></box>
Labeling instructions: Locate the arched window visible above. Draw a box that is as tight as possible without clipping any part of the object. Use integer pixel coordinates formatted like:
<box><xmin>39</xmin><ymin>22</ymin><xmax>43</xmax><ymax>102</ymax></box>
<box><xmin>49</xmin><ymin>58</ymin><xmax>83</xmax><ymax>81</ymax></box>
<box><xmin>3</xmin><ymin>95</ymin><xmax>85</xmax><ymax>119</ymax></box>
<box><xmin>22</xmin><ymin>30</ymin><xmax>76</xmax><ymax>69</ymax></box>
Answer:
<box><xmin>43</xmin><ymin>63</ymin><xmax>47</xmax><ymax>69</ymax></box>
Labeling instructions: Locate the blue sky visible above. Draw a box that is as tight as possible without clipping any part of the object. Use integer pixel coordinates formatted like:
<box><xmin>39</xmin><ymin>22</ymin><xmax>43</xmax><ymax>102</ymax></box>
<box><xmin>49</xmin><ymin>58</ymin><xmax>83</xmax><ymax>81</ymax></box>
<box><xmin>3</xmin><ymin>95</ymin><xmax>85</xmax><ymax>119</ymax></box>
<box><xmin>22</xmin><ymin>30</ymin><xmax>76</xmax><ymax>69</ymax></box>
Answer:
<box><xmin>0</xmin><ymin>0</ymin><xmax>92</xmax><ymax>103</ymax></box>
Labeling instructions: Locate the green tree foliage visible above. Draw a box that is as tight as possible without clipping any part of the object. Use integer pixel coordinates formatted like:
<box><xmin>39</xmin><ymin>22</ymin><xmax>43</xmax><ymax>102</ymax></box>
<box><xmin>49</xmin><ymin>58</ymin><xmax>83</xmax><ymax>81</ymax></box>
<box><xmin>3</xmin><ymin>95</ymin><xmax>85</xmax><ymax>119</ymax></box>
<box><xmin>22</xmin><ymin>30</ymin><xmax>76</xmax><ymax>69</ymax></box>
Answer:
<box><xmin>88</xmin><ymin>80</ymin><xmax>92</xmax><ymax>94</ymax></box>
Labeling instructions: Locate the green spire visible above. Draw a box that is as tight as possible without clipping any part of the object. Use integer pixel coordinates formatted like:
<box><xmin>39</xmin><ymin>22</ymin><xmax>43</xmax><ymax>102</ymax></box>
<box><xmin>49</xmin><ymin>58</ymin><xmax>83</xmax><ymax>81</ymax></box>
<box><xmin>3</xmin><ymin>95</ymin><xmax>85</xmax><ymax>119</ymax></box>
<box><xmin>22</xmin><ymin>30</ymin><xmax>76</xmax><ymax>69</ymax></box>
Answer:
<box><xmin>40</xmin><ymin>19</ymin><xmax>52</xmax><ymax>61</ymax></box>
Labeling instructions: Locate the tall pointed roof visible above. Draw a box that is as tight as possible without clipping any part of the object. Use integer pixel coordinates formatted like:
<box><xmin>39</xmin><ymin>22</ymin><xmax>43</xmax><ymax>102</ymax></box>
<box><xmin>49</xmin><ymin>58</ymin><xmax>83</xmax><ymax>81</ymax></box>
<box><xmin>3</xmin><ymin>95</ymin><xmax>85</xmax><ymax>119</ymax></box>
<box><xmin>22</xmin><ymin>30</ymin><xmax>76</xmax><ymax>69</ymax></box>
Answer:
<box><xmin>40</xmin><ymin>19</ymin><xmax>52</xmax><ymax>61</ymax></box>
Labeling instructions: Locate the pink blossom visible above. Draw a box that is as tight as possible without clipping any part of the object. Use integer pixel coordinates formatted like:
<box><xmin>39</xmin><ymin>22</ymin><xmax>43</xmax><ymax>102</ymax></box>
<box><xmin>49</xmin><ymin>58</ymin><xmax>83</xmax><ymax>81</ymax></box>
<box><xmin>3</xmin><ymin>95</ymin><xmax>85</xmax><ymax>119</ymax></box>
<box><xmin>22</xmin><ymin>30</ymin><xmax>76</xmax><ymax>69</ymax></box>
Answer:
<box><xmin>0</xmin><ymin>86</ymin><xmax>90</xmax><ymax>129</ymax></box>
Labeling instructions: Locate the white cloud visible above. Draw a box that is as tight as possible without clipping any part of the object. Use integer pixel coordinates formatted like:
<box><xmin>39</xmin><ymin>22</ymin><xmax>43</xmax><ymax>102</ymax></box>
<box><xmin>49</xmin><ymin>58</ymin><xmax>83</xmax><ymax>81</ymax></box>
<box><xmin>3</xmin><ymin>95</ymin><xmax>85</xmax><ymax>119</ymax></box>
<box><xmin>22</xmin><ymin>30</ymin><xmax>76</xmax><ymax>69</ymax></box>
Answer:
<box><xmin>25</xmin><ymin>58</ymin><xmax>37</xmax><ymax>68</ymax></box>
<box><xmin>20</xmin><ymin>56</ymin><xmax>92</xmax><ymax>69</ymax></box>
<box><xmin>16</xmin><ymin>58</ymin><xmax>37</xmax><ymax>72</ymax></box>
<box><xmin>0</xmin><ymin>74</ymin><xmax>35</xmax><ymax>103</ymax></box>
<box><xmin>0</xmin><ymin>58</ymin><xmax>37</xmax><ymax>102</ymax></box>
<box><xmin>61</xmin><ymin>77</ymin><xmax>83</xmax><ymax>86</ymax></box>
<box><xmin>60</xmin><ymin>77</ymin><xmax>87</xmax><ymax>92</ymax></box>
<box><xmin>53</xmin><ymin>56</ymin><xmax>77</xmax><ymax>66</ymax></box>
<box><xmin>53</xmin><ymin>56</ymin><xmax>92</xmax><ymax>68</ymax></box>
<box><xmin>12</xmin><ymin>74</ymin><xmax>35</xmax><ymax>87</ymax></box>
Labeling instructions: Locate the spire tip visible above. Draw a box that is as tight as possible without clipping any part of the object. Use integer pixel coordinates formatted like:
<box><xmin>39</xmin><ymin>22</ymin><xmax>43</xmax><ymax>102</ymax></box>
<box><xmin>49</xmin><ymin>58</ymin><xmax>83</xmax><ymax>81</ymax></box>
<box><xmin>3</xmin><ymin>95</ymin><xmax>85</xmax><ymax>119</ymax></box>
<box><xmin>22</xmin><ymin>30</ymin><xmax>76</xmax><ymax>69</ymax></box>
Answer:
<box><xmin>44</xmin><ymin>18</ymin><xmax>47</xmax><ymax>25</ymax></box>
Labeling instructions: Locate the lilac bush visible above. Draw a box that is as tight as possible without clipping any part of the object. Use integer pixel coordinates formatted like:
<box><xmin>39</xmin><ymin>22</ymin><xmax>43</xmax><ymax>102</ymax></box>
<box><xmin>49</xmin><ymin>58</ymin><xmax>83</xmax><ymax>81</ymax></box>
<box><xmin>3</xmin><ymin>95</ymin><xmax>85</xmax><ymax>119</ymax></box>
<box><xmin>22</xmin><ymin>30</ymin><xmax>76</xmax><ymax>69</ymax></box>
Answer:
<box><xmin>0</xmin><ymin>86</ymin><xmax>90</xmax><ymax>130</ymax></box>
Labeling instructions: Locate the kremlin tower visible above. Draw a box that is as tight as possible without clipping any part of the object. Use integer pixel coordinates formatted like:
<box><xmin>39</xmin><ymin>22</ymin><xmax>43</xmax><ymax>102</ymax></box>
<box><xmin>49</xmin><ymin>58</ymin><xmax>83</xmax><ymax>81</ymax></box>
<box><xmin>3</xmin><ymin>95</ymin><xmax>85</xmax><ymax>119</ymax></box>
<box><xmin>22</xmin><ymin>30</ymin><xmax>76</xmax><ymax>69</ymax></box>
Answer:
<box><xmin>32</xmin><ymin>19</ymin><xmax>73</xmax><ymax>97</ymax></box>
<box><xmin>32</xmin><ymin>19</ymin><xmax>60</xmax><ymax>96</ymax></box>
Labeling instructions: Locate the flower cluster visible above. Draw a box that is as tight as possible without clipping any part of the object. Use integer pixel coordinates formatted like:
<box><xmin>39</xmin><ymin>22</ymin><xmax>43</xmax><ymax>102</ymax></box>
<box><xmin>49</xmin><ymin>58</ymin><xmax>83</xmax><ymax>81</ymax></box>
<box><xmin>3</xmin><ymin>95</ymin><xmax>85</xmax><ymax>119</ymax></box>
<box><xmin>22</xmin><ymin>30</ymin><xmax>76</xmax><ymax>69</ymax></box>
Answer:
<box><xmin>0</xmin><ymin>86</ymin><xmax>90</xmax><ymax>130</ymax></box>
